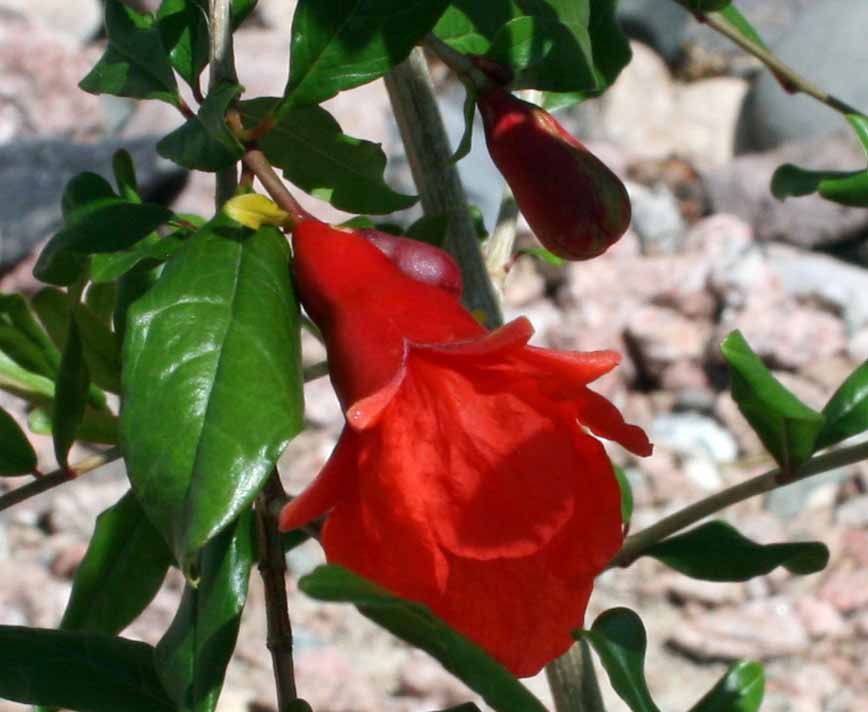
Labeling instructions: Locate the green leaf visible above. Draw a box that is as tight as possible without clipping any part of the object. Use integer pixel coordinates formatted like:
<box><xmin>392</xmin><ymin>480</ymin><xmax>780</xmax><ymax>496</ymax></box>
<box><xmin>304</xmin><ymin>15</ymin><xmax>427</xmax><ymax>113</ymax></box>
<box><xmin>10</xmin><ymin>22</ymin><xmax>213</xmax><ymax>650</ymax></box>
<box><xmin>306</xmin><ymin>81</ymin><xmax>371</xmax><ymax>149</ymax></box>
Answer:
<box><xmin>644</xmin><ymin>520</ymin><xmax>829</xmax><ymax>581</ymax></box>
<box><xmin>122</xmin><ymin>216</ymin><xmax>304</xmax><ymax>570</ymax></box>
<box><xmin>0</xmin><ymin>407</ymin><xmax>37</xmax><ymax>476</ymax></box>
<box><xmin>585</xmin><ymin>0</ymin><xmax>632</xmax><ymax>93</ymax></box>
<box><xmin>61</xmin><ymin>491</ymin><xmax>173</xmax><ymax>634</ymax></box>
<box><xmin>713</xmin><ymin>5</ymin><xmax>768</xmax><ymax>50</ymax></box>
<box><xmin>0</xmin><ymin>626</ymin><xmax>174</xmax><ymax>712</ymax></box>
<box><xmin>0</xmin><ymin>294</ymin><xmax>61</xmax><ymax>376</ymax></box>
<box><xmin>281</xmin><ymin>0</ymin><xmax>452</xmax><ymax>109</ymax></box>
<box><xmin>113</xmin><ymin>149</ymin><xmax>141</xmax><ymax>203</ymax></box>
<box><xmin>74</xmin><ymin>303</ymin><xmax>122</xmax><ymax>393</ymax></box>
<box><xmin>80</xmin><ymin>0</ymin><xmax>180</xmax><ymax>106</ymax></box>
<box><xmin>242</xmin><ymin>98</ymin><xmax>416</xmax><ymax>214</ymax></box>
<box><xmin>157</xmin><ymin>0</ymin><xmax>210</xmax><ymax>89</ymax></box>
<box><xmin>452</xmin><ymin>86</ymin><xmax>477</xmax><ymax>164</ymax></box>
<box><xmin>0</xmin><ymin>351</ymin><xmax>56</xmax><ymax>401</ymax></box>
<box><xmin>434</xmin><ymin>1</ymin><xmax>521</xmax><ymax>54</ymax></box>
<box><xmin>720</xmin><ymin>330</ymin><xmax>825</xmax><ymax>471</ymax></box>
<box><xmin>34</xmin><ymin>173</ymin><xmax>174</xmax><ymax>286</ymax></box>
<box><xmin>613</xmin><ymin>464</ymin><xmax>633</xmax><ymax>525</ymax></box>
<box><xmin>685</xmin><ymin>0</ymin><xmax>730</xmax><ymax>11</ymax></box>
<box><xmin>578</xmin><ymin>608</ymin><xmax>661</xmax><ymax>712</ymax></box>
<box><xmin>817</xmin><ymin>361</ymin><xmax>868</xmax><ymax>449</ymax></box>
<box><xmin>488</xmin><ymin>16</ymin><xmax>596</xmax><ymax>92</ymax></box>
<box><xmin>520</xmin><ymin>246</ymin><xmax>566</xmax><ymax>266</ymax></box>
<box><xmin>156</xmin><ymin>511</ymin><xmax>254</xmax><ymax>712</ymax></box>
<box><xmin>86</xmin><ymin>282</ymin><xmax>119</xmax><ymax>325</ymax></box>
<box><xmin>29</xmin><ymin>404</ymin><xmax>120</xmax><ymax>445</ymax></box>
<box><xmin>406</xmin><ymin>213</ymin><xmax>450</xmax><ymax>247</ymax></box>
<box><xmin>158</xmin><ymin>83</ymin><xmax>245</xmax><ymax>171</ymax></box>
<box><xmin>91</xmin><ymin>233</ymin><xmax>185</xmax><ymax>283</ymax></box>
<box><xmin>437</xmin><ymin>706</ymin><xmax>483</xmax><ymax>712</ymax></box>
<box><xmin>53</xmin><ymin>316</ymin><xmax>90</xmax><ymax>469</ymax></box>
<box><xmin>300</xmin><ymin>565</ymin><xmax>547</xmax><ymax>712</ymax></box>
<box><xmin>846</xmin><ymin>113</ymin><xmax>868</xmax><ymax>158</ymax></box>
<box><xmin>771</xmin><ymin>163</ymin><xmax>868</xmax><ymax>207</ymax></box>
<box><xmin>689</xmin><ymin>660</ymin><xmax>765</xmax><ymax>712</ymax></box>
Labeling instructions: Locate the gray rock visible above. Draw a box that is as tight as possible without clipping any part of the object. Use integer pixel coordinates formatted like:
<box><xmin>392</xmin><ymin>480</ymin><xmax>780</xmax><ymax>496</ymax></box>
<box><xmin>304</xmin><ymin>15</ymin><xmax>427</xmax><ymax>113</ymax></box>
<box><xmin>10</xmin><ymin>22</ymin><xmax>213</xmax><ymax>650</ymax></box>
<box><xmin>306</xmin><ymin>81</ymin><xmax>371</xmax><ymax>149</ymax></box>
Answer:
<box><xmin>650</xmin><ymin>412</ymin><xmax>738</xmax><ymax>462</ymax></box>
<box><xmin>736</xmin><ymin>0</ymin><xmax>868</xmax><ymax>152</ymax></box>
<box><xmin>705</xmin><ymin>131</ymin><xmax>868</xmax><ymax>248</ymax></box>
<box><xmin>0</xmin><ymin>138</ymin><xmax>187</xmax><ymax>271</ymax></box>
<box><xmin>765</xmin><ymin>243</ymin><xmax>868</xmax><ymax>333</ymax></box>
<box><xmin>617</xmin><ymin>0</ymin><xmax>689</xmax><ymax>63</ymax></box>
<box><xmin>626</xmin><ymin>181</ymin><xmax>687</xmax><ymax>255</ymax></box>
<box><xmin>0</xmin><ymin>0</ymin><xmax>102</xmax><ymax>43</ymax></box>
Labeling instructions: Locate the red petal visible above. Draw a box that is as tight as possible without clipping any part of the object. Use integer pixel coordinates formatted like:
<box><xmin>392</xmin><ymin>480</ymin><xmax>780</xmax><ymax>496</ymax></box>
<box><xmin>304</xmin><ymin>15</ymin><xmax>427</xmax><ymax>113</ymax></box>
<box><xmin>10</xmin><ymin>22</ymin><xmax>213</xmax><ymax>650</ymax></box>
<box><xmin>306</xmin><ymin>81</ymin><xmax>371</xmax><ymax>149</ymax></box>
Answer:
<box><xmin>575</xmin><ymin>387</ymin><xmax>653</xmax><ymax>457</ymax></box>
<box><xmin>278</xmin><ymin>428</ymin><xmax>358</xmax><ymax>532</ymax></box>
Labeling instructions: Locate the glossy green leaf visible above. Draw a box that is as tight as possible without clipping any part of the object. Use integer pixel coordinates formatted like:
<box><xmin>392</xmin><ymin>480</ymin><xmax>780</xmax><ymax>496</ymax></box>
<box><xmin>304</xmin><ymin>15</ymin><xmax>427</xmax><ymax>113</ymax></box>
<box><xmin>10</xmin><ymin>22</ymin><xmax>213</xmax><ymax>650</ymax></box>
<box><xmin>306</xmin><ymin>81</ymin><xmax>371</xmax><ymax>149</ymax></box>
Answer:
<box><xmin>34</xmin><ymin>173</ymin><xmax>174</xmax><ymax>286</ymax></box>
<box><xmin>613</xmin><ymin>464</ymin><xmax>633</xmax><ymax>525</ymax></box>
<box><xmin>817</xmin><ymin>361</ymin><xmax>868</xmax><ymax>449</ymax></box>
<box><xmin>281</xmin><ymin>0</ymin><xmax>452</xmax><ymax>109</ymax></box>
<box><xmin>113</xmin><ymin>264</ymin><xmax>164</xmax><ymax>344</ymax></box>
<box><xmin>438</xmin><ymin>706</ymin><xmax>482</xmax><ymax>712</ymax></box>
<box><xmin>585</xmin><ymin>0</ymin><xmax>632</xmax><ymax>93</ymax></box>
<box><xmin>29</xmin><ymin>404</ymin><xmax>119</xmax><ymax>445</ymax></box>
<box><xmin>689</xmin><ymin>660</ymin><xmax>765</xmax><ymax>712</ymax></box>
<box><xmin>772</xmin><ymin>163</ymin><xmax>868</xmax><ymax>207</ymax></box>
<box><xmin>713</xmin><ymin>5</ymin><xmax>768</xmax><ymax>50</ymax></box>
<box><xmin>488</xmin><ymin>16</ymin><xmax>596</xmax><ymax>92</ymax></box>
<box><xmin>122</xmin><ymin>216</ymin><xmax>304</xmax><ymax>570</ymax></box>
<box><xmin>434</xmin><ymin>1</ymin><xmax>520</xmax><ymax>54</ymax></box>
<box><xmin>91</xmin><ymin>233</ymin><xmax>185</xmax><ymax>283</ymax></box>
<box><xmin>53</xmin><ymin>316</ymin><xmax>90</xmax><ymax>469</ymax></box>
<box><xmin>286</xmin><ymin>701</ymin><xmax>314</xmax><ymax>712</ymax></box>
<box><xmin>61</xmin><ymin>491</ymin><xmax>173</xmax><ymax>634</ymax></box>
<box><xmin>578</xmin><ymin>608</ymin><xmax>661</xmax><ymax>712</ymax></box>
<box><xmin>157</xmin><ymin>0</ymin><xmax>210</xmax><ymax>88</ymax></box>
<box><xmin>158</xmin><ymin>83</ymin><xmax>245</xmax><ymax>171</ymax></box>
<box><xmin>156</xmin><ymin>511</ymin><xmax>254</xmax><ymax>712</ymax></box>
<box><xmin>300</xmin><ymin>565</ymin><xmax>547</xmax><ymax>712</ymax></box>
<box><xmin>0</xmin><ymin>626</ymin><xmax>174</xmax><ymax>712</ymax></box>
<box><xmin>0</xmin><ymin>351</ymin><xmax>56</xmax><ymax>401</ymax></box>
<box><xmin>644</xmin><ymin>520</ymin><xmax>829</xmax><ymax>581</ymax></box>
<box><xmin>243</xmin><ymin>98</ymin><xmax>416</xmax><ymax>214</ymax></box>
<box><xmin>80</xmin><ymin>0</ymin><xmax>180</xmax><ymax>106</ymax></box>
<box><xmin>721</xmin><ymin>330</ymin><xmax>825</xmax><ymax>471</ymax></box>
<box><xmin>0</xmin><ymin>407</ymin><xmax>36</xmax><ymax>476</ymax></box>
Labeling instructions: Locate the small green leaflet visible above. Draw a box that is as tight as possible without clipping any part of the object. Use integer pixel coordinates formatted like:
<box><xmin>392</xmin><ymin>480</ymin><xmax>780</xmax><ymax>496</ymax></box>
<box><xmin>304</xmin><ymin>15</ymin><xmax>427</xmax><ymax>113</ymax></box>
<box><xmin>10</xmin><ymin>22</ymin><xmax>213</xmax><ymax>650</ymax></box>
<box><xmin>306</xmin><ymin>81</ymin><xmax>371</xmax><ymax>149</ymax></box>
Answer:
<box><xmin>0</xmin><ymin>408</ymin><xmax>37</xmax><ymax>476</ymax></box>
<box><xmin>817</xmin><ymin>360</ymin><xmax>868</xmax><ymax>449</ymax></box>
<box><xmin>688</xmin><ymin>660</ymin><xmax>765</xmax><ymax>712</ymax></box>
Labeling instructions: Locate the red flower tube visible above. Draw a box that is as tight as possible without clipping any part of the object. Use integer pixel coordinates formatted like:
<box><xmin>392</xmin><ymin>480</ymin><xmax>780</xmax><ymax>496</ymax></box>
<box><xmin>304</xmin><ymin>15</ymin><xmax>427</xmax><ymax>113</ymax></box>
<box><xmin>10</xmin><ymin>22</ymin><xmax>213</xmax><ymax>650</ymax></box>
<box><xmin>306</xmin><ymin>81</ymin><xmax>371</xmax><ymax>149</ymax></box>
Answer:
<box><xmin>280</xmin><ymin>220</ymin><xmax>651</xmax><ymax>676</ymax></box>
<box><xmin>478</xmin><ymin>87</ymin><xmax>632</xmax><ymax>261</ymax></box>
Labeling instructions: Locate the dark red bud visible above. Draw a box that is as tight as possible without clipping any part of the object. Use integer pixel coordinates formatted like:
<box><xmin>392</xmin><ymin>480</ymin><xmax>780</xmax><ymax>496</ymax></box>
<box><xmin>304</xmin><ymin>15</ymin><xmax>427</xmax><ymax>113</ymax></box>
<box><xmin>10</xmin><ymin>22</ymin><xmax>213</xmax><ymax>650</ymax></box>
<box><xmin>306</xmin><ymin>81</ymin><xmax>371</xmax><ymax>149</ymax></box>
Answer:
<box><xmin>356</xmin><ymin>228</ymin><xmax>463</xmax><ymax>297</ymax></box>
<box><xmin>478</xmin><ymin>88</ymin><xmax>631</xmax><ymax>261</ymax></box>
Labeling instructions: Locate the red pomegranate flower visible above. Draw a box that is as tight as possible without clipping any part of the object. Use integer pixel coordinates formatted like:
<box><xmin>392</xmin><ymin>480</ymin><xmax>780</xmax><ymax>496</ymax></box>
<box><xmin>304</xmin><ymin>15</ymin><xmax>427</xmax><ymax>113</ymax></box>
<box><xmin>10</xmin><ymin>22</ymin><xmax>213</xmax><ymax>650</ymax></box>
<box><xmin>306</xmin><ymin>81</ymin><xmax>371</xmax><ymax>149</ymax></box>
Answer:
<box><xmin>280</xmin><ymin>220</ymin><xmax>651</xmax><ymax>676</ymax></box>
<box><xmin>478</xmin><ymin>87</ymin><xmax>632</xmax><ymax>261</ymax></box>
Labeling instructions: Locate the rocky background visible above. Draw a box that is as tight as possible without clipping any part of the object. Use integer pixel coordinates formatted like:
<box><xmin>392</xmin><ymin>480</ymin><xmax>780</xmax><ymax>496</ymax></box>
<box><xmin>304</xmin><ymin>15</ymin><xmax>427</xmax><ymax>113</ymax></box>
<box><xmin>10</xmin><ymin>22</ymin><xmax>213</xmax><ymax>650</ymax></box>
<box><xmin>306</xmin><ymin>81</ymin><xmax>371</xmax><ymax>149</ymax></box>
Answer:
<box><xmin>1</xmin><ymin>1</ymin><xmax>868</xmax><ymax>710</ymax></box>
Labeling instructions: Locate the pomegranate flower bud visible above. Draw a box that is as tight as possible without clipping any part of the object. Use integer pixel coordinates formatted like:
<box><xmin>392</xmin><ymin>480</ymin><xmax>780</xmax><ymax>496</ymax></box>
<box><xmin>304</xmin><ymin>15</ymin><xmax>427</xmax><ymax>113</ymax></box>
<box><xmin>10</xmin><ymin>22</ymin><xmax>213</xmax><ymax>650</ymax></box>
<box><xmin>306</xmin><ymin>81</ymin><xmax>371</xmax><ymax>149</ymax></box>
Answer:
<box><xmin>477</xmin><ymin>87</ymin><xmax>631</xmax><ymax>260</ymax></box>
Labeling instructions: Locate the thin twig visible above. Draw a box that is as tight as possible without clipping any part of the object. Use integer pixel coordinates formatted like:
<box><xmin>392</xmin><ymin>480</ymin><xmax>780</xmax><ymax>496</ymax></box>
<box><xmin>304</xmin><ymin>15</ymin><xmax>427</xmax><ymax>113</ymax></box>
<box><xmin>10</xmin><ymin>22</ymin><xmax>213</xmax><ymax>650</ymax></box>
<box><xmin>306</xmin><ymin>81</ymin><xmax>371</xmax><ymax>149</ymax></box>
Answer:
<box><xmin>384</xmin><ymin>48</ymin><xmax>503</xmax><ymax>328</ymax></box>
<box><xmin>421</xmin><ymin>33</ymin><xmax>493</xmax><ymax>91</ymax></box>
<box><xmin>255</xmin><ymin>473</ymin><xmax>298</xmax><ymax>710</ymax></box>
<box><xmin>209</xmin><ymin>0</ymin><xmax>238</xmax><ymax>207</ymax></box>
<box><xmin>303</xmin><ymin>361</ymin><xmax>329</xmax><ymax>382</ymax></box>
<box><xmin>612</xmin><ymin>439</ymin><xmax>868</xmax><ymax>568</ymax></box>
<box><xmin>0</xmin><ymin>447</ymin><xmax>122</xmax><ymax>515</ymax></box>
<box><xmin>687</xmin><ymin>4</ymin><xmax>864</xmax><ymax>118</ymax></box>
<box><xmin>240</xmin><ymin>148</ymin><xmax>314</xmax><ymax>224</ymax></box>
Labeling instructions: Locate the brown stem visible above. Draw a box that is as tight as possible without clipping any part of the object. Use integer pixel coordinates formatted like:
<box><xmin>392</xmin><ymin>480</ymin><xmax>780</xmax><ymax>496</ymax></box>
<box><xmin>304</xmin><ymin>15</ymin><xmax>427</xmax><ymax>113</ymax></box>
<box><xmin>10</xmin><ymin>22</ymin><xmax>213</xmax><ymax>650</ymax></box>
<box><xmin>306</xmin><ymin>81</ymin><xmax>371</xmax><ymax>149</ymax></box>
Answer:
<box><xmin>255</xmin><ymin>472</ymin><xmax>298</xmax><ymax>709</ymax></box>
<box><xmin>612</xmin><ymin>440</ymin><xmax>868</xmax><ymax>568</ymax></box>
<box><xmin>241</xmin><ymin>148</ymin><xmax>315</xmax><ymax>225</ymax></box>
<box><xmin>0</xmin><ymin>447</ymin><xmax>122</xmax><ymax>514</ymax></box>
<box><xmin>686</xmin><ymin>3</ymin><xmax>864</xmax><ymax>118</ymax></box>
